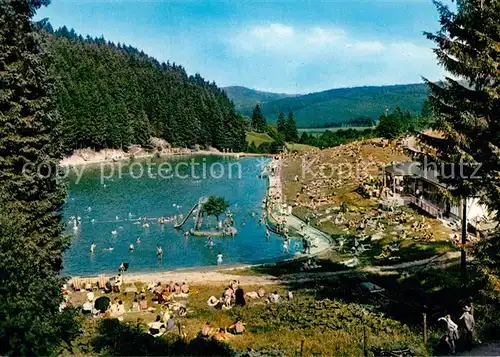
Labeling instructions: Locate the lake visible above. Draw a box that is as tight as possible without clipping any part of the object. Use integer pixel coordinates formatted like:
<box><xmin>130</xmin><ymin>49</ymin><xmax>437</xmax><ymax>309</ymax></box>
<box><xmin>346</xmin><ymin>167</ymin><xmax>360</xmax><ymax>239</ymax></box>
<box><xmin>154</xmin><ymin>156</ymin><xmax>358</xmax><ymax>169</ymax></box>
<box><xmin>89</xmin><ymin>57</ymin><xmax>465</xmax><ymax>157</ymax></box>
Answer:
<box><xmin>62</xmin><ymin>155</ymin><xmax>294</xmax><ymax>275</ymax></box>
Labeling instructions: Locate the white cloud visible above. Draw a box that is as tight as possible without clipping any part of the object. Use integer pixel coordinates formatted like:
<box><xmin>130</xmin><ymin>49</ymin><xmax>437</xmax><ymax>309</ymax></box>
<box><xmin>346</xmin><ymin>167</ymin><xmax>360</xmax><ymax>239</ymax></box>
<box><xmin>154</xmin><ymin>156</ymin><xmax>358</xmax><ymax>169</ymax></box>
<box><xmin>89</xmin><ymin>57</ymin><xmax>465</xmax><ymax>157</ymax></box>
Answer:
<box><xmin>251</xmin><ymin>23</ymin><xmax>294</xmax><ymax>39</ymax></box>
<box><xmin>306</xmin><ymin>27</ymin><xmax>346</xmax><ymax>46</ymax></box>
<box><xmin>346</xmin><ymin>41</ymin><xmax>385</xmax><ymax>52</ymax></box>
<box><xmin>224</xmin><ymin>23</ymin><xmax>446</xmax><ymax>92</ymax></box>
<box><xmin>231</xmin><ymin>23</ymin><xmax>432</xmax><ymax>58</ymax></box>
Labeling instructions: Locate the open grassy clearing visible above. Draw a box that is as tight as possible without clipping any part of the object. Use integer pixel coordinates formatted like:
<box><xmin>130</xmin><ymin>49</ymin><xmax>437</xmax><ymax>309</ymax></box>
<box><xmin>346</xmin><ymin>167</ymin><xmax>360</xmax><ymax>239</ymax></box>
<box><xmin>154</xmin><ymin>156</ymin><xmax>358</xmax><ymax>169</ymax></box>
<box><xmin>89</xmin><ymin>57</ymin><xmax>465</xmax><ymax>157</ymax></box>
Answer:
<box><xmin>285</xmin><ymin>142</ymin><xmax>316</xmax><ymax>153</ymax></box>
<box><xmin>246</xmin><ymin>131</ymin><xmax>273</xmax><ymax>147</ymax></box>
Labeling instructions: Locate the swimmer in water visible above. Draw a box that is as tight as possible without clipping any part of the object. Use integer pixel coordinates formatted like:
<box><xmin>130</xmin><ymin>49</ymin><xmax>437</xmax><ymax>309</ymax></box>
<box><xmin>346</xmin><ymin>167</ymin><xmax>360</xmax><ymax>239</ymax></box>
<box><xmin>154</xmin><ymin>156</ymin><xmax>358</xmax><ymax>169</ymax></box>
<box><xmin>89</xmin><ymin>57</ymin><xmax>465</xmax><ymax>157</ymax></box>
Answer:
<box><xmin>105</xmin><ymin>246</ymin><xmax>114</xmax><ymax>251</ymax></box>
<box><xmin>143</xmin><ymin>222</ymin><xmax>150</xmax><ymax>229</ymax></box>
<box><xmin>207</xmin><ymin>236</ymin><xmax>214</xmax><ymax>247</ymax></box>
<box><xmin>90</xmin><ymin>242</ymin><xmax>96</xmax><ymax>253</ymax></box>
<box><xmin>136</xmin><ymin>236</ymin><xmax>141</xmax><ymax>244</ymax></box>
<box><xmin>129</xmin><ymin>243</ymin><xmax>134</xmax><ymax>252</ymax></box>
<box><xmin>111</xmin><ymin>230</ymin><xmax>118</xmax><ymax>235</ymax></box>
<box><xmin>157</xmin><ymin>245</ymin><xmax>163</xmax><ymax>257</ymax></box>
<box><xmin>282</xmin><ymin>240</ymin><xmax>289</xmax><ymax>254</ymax></box>
<box><xmin>87</xmin><ymin>206</ymin><xmax>92</xmax><ymax>212</ymax></box>
<box><xmin>266</xmin><ymin>230</ymin><xmax>270</xmax><ymax>239</ymax></box>
<box><xmin>184</xmin><ymin>231</ymin><xmax>189</xmax><ymax>237</ymax></box>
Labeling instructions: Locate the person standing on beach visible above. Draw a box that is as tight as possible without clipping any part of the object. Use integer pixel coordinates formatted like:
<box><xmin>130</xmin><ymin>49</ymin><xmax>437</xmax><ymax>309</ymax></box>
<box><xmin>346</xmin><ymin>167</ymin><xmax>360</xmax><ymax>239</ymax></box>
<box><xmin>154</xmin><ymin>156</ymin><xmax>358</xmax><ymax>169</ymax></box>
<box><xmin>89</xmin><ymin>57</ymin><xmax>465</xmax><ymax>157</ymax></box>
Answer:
<box><xmin>217</xmin><ymin>252</ymin><xmax>223</xmax><ymax>265</ymax></box>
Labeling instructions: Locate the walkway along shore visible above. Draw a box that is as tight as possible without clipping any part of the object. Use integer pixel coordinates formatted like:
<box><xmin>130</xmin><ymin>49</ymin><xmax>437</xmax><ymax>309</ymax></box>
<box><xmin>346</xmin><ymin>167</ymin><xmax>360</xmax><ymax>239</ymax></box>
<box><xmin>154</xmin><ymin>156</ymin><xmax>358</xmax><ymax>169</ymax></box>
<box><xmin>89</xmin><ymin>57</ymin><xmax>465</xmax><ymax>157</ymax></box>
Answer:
<box><xmin>263</xmin><ymin>157</ymin><xmax>332</xmax><ymax>255</ymax></box>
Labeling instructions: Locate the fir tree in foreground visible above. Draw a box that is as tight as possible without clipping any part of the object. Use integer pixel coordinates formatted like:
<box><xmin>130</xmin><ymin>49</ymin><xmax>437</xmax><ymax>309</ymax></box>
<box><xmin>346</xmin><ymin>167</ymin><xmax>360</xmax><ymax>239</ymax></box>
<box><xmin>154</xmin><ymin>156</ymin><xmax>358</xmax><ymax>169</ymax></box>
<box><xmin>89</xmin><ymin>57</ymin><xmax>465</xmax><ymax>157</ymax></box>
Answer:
<box><xmin>424</xmin><ymin>0</ymin><xmax>499</xmax><ymax>208</ymax></box>
<box><xmin>423</xmin><ymin>0</ymin><xmax>499</xmax><ymax>280</ymax></box>
<box><xmin>0</xmin><ymin>0</ymin><xmax>78</xmax><ymax>354</ymax></box>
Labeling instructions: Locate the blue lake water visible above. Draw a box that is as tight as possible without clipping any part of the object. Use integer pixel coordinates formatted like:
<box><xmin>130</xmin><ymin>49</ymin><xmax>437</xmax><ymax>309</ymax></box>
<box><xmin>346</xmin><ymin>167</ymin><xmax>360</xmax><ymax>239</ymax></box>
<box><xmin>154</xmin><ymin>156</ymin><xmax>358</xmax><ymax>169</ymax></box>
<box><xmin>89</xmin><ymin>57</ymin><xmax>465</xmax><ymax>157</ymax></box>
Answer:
<box><xmin>62</xmin><ymin>155</ymin><xmax>294</xmax><ymax>276</ymax></box>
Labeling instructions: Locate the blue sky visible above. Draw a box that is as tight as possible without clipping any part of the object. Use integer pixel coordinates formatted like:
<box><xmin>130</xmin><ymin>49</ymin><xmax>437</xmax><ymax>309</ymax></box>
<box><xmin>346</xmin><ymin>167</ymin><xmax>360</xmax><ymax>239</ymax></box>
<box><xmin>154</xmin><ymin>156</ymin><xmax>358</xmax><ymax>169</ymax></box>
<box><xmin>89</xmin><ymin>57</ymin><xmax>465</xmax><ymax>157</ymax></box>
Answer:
<box><xmin>37</xmin><ymin>0</ymin><xmax>450</xmax><ymax>94</ymax></box>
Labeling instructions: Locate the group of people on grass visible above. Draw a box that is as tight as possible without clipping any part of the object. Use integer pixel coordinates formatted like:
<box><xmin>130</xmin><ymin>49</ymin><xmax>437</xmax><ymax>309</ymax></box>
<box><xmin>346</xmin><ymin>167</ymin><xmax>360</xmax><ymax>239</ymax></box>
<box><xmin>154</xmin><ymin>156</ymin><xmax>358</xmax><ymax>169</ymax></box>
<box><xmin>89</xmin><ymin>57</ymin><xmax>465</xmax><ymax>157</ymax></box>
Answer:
<box><xmin>200</xmin><ymin>318</ymin><xmax>246</xmax><ymax>342</ymax></box>
<box><xmin>206</xmin><ymin>280</ymin><xmax>246</xmax><ymax>310</ymax></box>
<box><xmin>148</xmin><ymin>281</ymin><xmax>191</xmax><ymax>304</ymax></box>
<box><xmin>147</xmin><ymin>302</ymin><xmax>187</xmax><ymax>337</ymax></box>
<box><xmin>206</xmin><ymin>281</ymin><xmax>293</xmax><ymax>310</ymax></box>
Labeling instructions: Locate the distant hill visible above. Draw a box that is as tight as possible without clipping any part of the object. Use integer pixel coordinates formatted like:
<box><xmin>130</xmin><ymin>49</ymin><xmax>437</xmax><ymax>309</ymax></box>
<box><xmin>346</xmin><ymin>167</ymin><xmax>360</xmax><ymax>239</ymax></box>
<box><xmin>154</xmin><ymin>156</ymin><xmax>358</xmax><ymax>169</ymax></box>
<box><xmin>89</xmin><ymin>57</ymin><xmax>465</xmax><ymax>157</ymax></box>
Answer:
<box><xmin>223</xmin><ymin>86</ymin><xmax>298</xmax><ymax>112</ymax></box>
<box><xmin>226</xmin><ymin>84</ymin><xmax>429</xmax><ymax>128</ymax></box>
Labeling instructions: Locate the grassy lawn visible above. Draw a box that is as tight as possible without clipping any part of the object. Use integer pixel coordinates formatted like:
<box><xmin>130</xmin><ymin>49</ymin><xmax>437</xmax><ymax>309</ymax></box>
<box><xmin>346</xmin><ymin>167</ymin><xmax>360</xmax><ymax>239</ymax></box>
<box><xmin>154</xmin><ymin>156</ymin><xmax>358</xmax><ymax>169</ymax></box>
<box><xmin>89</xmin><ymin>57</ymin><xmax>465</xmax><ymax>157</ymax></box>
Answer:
<box><xmin>66</xmin><ymin>281</ymin><xmax>428</xmax><ymax>356</ymax></box>
<box><xmin>246</xmin><ymin>131</ymin><xmax>273</xmax><ymax>147</ymax></box>
<box><xmin>285</xmin><ymin>142</ymin><xmax>316</xmax><ymax>153</ymax></box>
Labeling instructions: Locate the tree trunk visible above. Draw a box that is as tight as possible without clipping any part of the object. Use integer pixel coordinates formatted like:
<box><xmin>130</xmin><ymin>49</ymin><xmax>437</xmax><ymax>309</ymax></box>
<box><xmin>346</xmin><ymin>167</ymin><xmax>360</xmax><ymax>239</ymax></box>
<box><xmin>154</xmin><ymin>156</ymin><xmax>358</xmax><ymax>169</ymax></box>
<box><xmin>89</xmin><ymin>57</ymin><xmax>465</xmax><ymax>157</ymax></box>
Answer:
<box><xmin>461</xmin><ymin>197</ymin><xmax>467</xmax><ymax>285</ymax></box>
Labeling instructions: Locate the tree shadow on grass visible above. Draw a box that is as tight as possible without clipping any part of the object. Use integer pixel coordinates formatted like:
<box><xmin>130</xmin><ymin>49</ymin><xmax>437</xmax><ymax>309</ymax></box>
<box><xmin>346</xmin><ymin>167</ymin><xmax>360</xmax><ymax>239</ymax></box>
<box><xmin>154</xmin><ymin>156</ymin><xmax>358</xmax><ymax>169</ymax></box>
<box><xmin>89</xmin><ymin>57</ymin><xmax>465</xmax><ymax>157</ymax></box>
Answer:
<box><xmin>92</xmin><ymin>318</ymin><xmax>234</xmax><ymax>356</ymax></box>
<box><xmin>283</xmin><ymin>264</ymin><xmax>498</xmax><ymax>354</ymax></box>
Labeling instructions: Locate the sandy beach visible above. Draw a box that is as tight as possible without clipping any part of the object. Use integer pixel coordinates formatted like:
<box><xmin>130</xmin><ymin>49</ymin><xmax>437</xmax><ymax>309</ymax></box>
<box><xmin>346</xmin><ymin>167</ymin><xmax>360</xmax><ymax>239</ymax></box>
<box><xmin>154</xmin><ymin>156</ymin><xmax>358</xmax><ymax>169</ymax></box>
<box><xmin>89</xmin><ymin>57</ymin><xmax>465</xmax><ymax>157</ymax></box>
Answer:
<box><xmin>123</xmin><ymin>265</ymin><xmax>278</xmax><ymax>285</ymax></box>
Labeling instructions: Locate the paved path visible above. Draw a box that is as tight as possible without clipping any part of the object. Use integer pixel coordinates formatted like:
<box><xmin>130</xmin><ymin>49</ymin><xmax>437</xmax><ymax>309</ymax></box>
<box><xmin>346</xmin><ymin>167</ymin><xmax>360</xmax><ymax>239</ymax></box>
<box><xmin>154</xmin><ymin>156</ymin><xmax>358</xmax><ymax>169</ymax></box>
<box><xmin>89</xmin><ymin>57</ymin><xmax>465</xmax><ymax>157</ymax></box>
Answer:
<box><xmin>457</xmin><ymin>342</ymin><xmax>500</xmax><ymax>356</ymax></box>
<box><xmin>265</xmin><ymin>158</ymin><xmax>332</xmax><ymax>255</ymax></box>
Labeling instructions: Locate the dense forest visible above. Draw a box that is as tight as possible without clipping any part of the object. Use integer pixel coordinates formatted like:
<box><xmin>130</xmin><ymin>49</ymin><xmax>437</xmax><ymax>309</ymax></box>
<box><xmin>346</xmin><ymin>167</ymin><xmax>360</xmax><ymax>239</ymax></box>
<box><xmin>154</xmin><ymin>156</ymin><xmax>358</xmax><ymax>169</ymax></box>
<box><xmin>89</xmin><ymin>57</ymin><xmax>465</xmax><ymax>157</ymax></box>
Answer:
<box><xmin>42</xmin><ymin>25</ymin><xmax>247</xmax><ymax>153</ymax></box>
<box><xmin>226</xmin><ymin>84</ymin><xmax>429</xmax><ymax>128</ymax></box>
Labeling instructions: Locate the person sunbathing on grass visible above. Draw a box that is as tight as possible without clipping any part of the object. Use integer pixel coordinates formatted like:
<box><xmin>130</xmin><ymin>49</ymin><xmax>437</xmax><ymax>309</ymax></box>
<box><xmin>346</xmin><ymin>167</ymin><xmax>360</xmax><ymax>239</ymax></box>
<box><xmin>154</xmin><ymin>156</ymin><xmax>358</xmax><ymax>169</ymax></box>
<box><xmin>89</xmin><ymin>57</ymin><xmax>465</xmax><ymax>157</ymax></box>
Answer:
<box><xmin>180</xmin><ymin>282</ymin><xmax>189</xmax><ymax>294</ymax></box>
<box><xmin>214</xmin><ymin>328</ymin><xmax>227</xmax><ymax>342</ymax></box>
<box><xmin>229</xmin><ymin>318</ymin><xmax>245</xmax><ymax>335</ymax></box>
<box><xmin>201</xmin><ymin>321</ymin><xmax>213</xmax><ymax>337</ymax></box>
<box><xmin>148</xmin><ymin>315</ymin><xmax>165</xmax><ymax>337</ymax></box>
<box><xmin>207</xmin><ymin>295</ymin><xmax>220</xmax><ymax>308</ymax></box>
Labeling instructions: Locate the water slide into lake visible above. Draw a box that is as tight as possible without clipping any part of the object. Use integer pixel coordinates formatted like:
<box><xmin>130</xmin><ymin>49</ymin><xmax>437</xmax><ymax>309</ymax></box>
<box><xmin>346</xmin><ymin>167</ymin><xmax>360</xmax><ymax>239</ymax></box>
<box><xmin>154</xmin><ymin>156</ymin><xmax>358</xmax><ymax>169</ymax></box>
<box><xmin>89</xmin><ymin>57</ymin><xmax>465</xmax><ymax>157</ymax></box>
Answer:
<box><xmin>174</xmin><ymin>197</ymin><xmax>208</xmax><ymax>229</ymax></box>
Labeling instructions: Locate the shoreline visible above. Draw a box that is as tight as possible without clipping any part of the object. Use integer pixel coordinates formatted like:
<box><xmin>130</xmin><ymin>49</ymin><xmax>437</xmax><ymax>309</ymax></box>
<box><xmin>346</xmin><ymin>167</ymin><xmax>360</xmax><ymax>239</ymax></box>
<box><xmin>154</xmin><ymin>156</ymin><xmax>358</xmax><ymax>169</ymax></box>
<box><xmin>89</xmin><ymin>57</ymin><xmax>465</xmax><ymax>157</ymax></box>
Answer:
<box><xmin>66</xmin><ymin>157</ymin><xmax>334</xmax><ymax>286</ymax></box>
<box><xmin>60</xmin><ymin>147</ymin><xmax>271</xmax><ymax>167</ymax></box>
<box><xmin>263</xmin><ymin>157</ymin><xmax>332</xmax><ymax>255</ymax></box>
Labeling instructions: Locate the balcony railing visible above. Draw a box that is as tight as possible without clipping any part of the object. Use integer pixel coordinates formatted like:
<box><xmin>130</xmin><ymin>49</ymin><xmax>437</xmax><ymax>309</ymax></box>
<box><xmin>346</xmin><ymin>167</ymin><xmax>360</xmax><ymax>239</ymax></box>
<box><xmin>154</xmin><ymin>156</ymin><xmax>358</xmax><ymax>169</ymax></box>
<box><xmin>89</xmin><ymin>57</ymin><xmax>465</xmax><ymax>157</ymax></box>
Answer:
<box><xmin>409</xmin><ymin>195</ymin><xmax>444</xmax><ymax>218</ymax></box>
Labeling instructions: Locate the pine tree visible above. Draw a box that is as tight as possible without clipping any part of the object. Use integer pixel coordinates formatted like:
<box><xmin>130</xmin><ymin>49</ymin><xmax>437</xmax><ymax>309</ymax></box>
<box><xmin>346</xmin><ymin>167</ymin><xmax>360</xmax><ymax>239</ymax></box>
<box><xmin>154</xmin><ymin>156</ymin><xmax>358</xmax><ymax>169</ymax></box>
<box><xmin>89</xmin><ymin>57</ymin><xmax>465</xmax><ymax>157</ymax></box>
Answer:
<box><xmin>276</xmin><ymin>112</ymin><xmax>287</xmax><ymax>134</ymax></box>
<box><xmin>424</xmin><ymin>0</ymin><xmax>499</xmax><ymax>206</ymax></box>
<box><xmin>286</xmin><ymin>112</ymin><xmax>299</xmax><ymax>142</ymax></box>
<box><xmin>251</xmin><ymin>104</ymin><xmax>267</xmax><ymax>132</ymax></box>
<box><xmin>0</xmin><ymin>0</ymin><xmax>79</xmax><ymax>354</ymax></box>
<box><xmin>424</xmin><ymin>0</ymin><xmax>499</xmax><ymax>281</ymax></box>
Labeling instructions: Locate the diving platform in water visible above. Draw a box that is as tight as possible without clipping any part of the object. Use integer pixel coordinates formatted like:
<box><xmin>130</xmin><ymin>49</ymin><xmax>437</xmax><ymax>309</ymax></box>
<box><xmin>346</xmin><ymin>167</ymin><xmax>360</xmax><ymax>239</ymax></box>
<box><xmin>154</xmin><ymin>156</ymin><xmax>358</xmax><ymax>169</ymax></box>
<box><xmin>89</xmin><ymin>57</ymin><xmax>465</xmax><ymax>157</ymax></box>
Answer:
<box><xmin>189</xmin><ymin>227</ymin><xmax>237</xmax><ymax>237</ymax></box>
